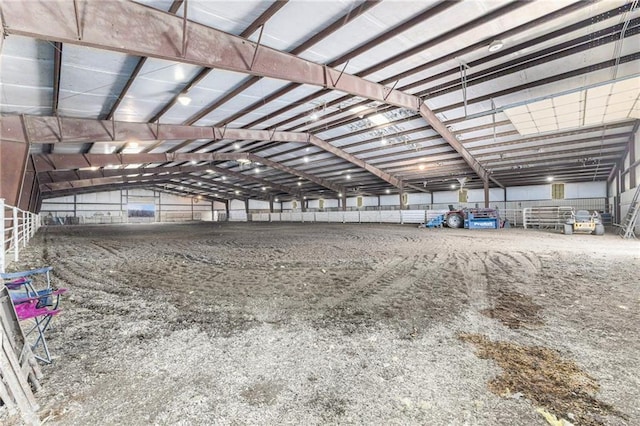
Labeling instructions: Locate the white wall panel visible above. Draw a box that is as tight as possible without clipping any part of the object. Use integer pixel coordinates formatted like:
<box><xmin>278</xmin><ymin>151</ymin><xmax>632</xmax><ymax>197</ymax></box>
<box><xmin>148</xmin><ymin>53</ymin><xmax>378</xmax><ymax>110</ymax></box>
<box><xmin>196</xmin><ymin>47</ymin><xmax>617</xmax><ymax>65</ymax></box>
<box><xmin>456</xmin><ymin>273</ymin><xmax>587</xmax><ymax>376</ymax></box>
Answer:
<box><xmin>433</xmin><ymin>191</ymin><xmax>458</xmax><ymax>204</ymax></box>
<box><xmin>379</xmin><ymin>195</ymin><xmax>398</xmax><ymax>206</ymax></box>
<box><xmin>507</xmin><ymin>185</ymin><xmax>551</xmax><ymax>201</ymax></box>
<box><xmin>407</xmin><ymin>193</ymin><xmax>429</xmax><ymax>205</ymax></box>
<box><xmin>229</xmin><ymin>199</ymin><xmax>245</xmax><ymax>210</ymax></box>
<box><xmin>77</xmin><ymin>191</ymin><xmax>122</xmax><ymax>203</ymax></box>
<box><xmin>249</xmin><ymin>199</ymin><xmax>270</xmax><ymax>210</ymax></box>
<box><xmin>160</xmin><ymin>193</ymin><xmax>195</xmax><ymax>205</ymax></box>
<box><xmin>466</xmin><ymin>188</ymin><xmax>505</xmax><ymax>203</ymax></box>
<box><xmin>40</xmin><ymin>203</ymin><xmax>74</xmax><ymax>212</ymax></box>
<box><xmin>564</xmin><ymin>182</ymin><xmax>606</xmax><ymax>199</ymax></box>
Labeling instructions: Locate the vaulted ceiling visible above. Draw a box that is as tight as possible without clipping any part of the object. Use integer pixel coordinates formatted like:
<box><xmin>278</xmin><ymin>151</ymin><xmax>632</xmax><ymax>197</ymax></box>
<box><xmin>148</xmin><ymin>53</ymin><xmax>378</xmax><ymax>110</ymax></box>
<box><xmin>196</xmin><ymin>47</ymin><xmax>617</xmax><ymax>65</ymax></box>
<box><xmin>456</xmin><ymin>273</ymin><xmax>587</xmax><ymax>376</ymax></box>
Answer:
<box><xmin>1</xmin><ymin>0</ymin><xmax>638</xmax><ymax>202</ymax></box>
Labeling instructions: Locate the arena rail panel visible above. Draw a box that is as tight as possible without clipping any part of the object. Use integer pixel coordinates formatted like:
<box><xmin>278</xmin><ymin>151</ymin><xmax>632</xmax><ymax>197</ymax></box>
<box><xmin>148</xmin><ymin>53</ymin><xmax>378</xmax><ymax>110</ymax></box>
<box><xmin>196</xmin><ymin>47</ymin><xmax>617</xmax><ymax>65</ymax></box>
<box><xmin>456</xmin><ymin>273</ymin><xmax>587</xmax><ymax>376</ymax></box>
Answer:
<box><xmin>1</xmin><ymin>199</ymin><xmax>41</xmax><ymax>273</ymax></box>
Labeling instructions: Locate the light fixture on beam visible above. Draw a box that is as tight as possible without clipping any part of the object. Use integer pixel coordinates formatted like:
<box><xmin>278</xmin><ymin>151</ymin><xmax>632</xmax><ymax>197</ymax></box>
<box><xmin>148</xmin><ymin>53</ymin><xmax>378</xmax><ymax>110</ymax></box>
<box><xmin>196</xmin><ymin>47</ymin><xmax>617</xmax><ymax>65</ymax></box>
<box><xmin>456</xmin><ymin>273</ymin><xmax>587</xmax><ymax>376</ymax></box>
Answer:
<box><xmin>547</xmin><ymin>176</ymin><xmax>554</xmax><ymax>182</ymax></box>
<box><xmin>488</xmin><ymin>40</ymin><xmax>504</xmax><ymax>52</ymax></box>
<box><xmin>177</xmin><ymin>95</ymin><xmax>191</xmax><ymax>106</ymax></box>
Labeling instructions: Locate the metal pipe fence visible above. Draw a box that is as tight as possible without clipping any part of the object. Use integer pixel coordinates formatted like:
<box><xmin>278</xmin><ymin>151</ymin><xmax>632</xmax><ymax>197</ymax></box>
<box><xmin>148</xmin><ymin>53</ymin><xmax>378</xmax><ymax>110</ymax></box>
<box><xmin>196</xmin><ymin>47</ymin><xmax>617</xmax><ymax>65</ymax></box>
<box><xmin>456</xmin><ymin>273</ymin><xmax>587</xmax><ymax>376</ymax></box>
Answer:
<box><xmin>1</xmin><ymin>199</ymin><xmax>41</xmax><ymax>273</ymax></box>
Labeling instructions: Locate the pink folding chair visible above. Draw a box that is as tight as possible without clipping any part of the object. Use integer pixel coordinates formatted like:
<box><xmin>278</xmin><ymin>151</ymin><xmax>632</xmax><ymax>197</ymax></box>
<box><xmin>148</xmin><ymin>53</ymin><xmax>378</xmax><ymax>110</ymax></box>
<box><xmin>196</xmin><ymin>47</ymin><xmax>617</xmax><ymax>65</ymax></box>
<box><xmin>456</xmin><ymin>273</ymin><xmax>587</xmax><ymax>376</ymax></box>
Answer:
<box><xmin>2</xmin><ymin>267</ymin><xmax>67</xmax><ymax>364</ymax></box>
<box><xmin>11</xmin><ymin>289</ymin><xmax>67</xmax><ymax>364</ymax></box>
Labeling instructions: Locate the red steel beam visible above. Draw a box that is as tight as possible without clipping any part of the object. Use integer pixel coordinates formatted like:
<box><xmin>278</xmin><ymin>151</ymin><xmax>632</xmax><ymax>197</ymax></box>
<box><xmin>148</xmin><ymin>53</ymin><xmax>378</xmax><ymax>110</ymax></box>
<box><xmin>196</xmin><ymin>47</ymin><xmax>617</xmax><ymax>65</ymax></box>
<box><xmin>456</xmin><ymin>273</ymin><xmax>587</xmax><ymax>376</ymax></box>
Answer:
<box><xmin>0</xmin><ymin>0</ymin><xmax>489</xmax><ymax>183</ymax></box>
<box><xmin>42</xmin><ymin>181</ymin><xmax>228</xmax><ymax>203</ymax></box>
<box><xmin>31</xmin><ymin>151</ymin><xmax>345</xmax><ymax>194</ymax></box>
<box><xmin>42</xmin><ymin>171</ymin><xmax>280</xmax><ymax>200</ymax></box>
<box><xmin>4</xmin><ymin>115</ymin><xmax>398</xmax><ymax>188</ymax></box>
<box><xmin>39</xmin><ymin>164</ymin><xmax>301</xmax><ymax>197</ymax></box>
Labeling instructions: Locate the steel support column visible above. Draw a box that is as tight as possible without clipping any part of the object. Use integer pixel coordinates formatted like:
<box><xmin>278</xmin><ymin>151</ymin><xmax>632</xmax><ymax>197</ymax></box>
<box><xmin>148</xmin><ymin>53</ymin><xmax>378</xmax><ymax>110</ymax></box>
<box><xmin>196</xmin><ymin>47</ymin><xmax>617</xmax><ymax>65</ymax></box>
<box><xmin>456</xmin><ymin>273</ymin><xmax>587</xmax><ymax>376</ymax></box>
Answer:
<box><xmin>483</xmin><ymin>179</ymin><xmax>489</xmax><ymax>208</ymax></box>
<box><xmin>629</xmin><ymin>132</ymin><xmax>637</xmax><ymax>189</ymax></box>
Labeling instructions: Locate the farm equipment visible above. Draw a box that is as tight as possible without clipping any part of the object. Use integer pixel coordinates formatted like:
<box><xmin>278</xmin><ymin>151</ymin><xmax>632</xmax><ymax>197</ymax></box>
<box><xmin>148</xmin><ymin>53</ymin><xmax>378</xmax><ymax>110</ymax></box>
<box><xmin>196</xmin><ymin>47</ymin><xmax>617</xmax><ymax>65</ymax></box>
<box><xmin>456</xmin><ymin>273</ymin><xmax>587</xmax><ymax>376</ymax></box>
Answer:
<box><xmin>563</xmin><ymin>210</ymin><xmax>604</xmax><ymax>235</ymax></box>
<box><xmin>421</xmin><ymin>207</ymin><xmax>501</xmax><ymax>229</ymax></box>
<box><xmin>447</xmin><ymin>207</ymin><xmax>500</xmax><ymax>229</ymax></box>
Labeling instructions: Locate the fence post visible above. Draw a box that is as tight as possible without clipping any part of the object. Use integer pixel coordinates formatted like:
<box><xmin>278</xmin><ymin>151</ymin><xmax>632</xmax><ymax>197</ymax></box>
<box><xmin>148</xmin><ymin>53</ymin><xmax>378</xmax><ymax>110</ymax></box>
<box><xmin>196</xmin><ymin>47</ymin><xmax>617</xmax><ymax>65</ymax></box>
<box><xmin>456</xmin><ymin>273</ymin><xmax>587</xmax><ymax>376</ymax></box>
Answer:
<box><xmin>0</xmin><ymin>198</ymin><xmax>5</xmax><ymax>273</ymax></box>
<box><xmin>22</xmin><ymin>210</ymin><xmax>27</xmax><ymax>247</ymax></box>
<box><xmin>13</xmin><ymin>206</ymin><xmax>19</xmax><ymax>262</ymax></box>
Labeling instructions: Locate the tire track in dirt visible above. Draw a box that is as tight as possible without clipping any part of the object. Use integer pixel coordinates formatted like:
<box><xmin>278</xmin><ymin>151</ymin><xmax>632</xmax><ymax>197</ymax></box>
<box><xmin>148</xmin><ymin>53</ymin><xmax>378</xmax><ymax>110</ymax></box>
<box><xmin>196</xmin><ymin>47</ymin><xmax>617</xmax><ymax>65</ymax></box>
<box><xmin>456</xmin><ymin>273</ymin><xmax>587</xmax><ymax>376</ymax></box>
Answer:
<box><xmin>453</xmin><ymin>252</ymin><xmax>490</xmax><ymax>312</ymax></box>
<box><xmin>320</xmin><ymin>256</ymin><xmax>414</xmax><ymax>308</ymax></box>
<box><xmin>90</xmin><ymin>240</ymin><xmax>123</xmax><ymax>257</ymax></box>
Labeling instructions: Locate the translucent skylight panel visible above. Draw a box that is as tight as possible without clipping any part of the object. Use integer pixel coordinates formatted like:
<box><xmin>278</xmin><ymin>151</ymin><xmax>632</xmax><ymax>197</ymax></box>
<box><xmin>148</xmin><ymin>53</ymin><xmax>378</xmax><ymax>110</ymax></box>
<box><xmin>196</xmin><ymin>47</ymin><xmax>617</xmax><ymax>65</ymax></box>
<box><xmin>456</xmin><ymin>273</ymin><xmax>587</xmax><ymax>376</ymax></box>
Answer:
<box><xmin>505</xmin><ymin>77</ymin><xmax>639</xmax><ymax>135</ymax></box>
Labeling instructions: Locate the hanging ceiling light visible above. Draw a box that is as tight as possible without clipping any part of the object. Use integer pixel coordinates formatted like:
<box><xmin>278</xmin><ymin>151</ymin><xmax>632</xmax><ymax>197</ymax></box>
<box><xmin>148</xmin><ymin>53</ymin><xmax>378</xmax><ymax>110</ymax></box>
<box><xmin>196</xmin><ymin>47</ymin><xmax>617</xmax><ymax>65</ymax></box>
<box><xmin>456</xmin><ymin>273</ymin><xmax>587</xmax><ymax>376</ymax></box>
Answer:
<box><xmin>177</xmin><ymin>95</ymin><xmax>191</xmax><ymax>106</ymax></box>
<box><xmin>488</xmin><ymin>40</ymin><xmax>504</xmax><ymax>52</ymax></box>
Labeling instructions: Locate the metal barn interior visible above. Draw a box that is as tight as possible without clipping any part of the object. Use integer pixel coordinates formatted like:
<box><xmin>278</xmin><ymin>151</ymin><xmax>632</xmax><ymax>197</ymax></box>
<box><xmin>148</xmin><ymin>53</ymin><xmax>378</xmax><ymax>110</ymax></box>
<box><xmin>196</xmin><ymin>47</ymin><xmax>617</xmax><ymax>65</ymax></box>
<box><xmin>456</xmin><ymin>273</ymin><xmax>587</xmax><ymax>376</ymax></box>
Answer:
<box><xmin>1</xmin><ymin>2</ymin><xmax>640</xmax><ymax>424</ymax></box>
<box><xmin>0</xmin><ymin>0</ymin><xmax>638</xmax><ymax>224</ymax></box>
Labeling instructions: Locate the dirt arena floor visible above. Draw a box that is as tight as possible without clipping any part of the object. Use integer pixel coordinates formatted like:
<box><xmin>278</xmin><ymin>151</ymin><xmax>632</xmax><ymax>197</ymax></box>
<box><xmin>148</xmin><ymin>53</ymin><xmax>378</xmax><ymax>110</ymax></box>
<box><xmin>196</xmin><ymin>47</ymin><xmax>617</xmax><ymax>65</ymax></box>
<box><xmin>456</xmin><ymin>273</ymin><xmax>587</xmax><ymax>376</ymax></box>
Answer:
<box><xmin>2</xmin><ymin>222</ymin><xmax>639</xmax><ymax>425</ymax></box>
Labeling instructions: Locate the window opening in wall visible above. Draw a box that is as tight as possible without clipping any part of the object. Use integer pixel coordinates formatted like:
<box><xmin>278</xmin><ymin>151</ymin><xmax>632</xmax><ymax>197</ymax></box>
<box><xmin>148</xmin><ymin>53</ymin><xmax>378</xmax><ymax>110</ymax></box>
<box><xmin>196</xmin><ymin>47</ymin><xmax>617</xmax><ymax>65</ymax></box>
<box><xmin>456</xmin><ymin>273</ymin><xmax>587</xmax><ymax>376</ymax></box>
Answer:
<box><xmin>552</xmin><ymin>183</ymin><xmax>565</xmax><ymax>200</ymax></box>
<box><xmin>319</xmin><ymin>199</ymin><xmax>325</xmax><ymax>209</ymax></box>
<box><xmin>356</xmin><ymin>196</ymin><xmax>363</xmax><ymax>208</ymax></box>
<box><xmin>458</xmin><ymin>189</ymin><xmax>468</xmax><ymax>203</ymax></box>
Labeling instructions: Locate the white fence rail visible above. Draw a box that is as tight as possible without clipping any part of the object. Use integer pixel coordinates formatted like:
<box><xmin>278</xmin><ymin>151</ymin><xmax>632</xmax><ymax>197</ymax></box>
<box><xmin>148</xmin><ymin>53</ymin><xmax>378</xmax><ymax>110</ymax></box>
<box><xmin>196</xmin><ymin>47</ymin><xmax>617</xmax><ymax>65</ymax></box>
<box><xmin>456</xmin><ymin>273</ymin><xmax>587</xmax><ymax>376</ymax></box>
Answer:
<box><xmin>522</xmin><ymin>206</ymin><xmax>574</xmax><ymax>230</ymax></box>
<box><xmin>252</xmin><ymin>209</ymin><xmax>524</xmax><ymax>226</ymax></box>
<box><xmin>1</xmin><ymin>199</ymin><xmax>41</xmax><ymax>273</ymax></box>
